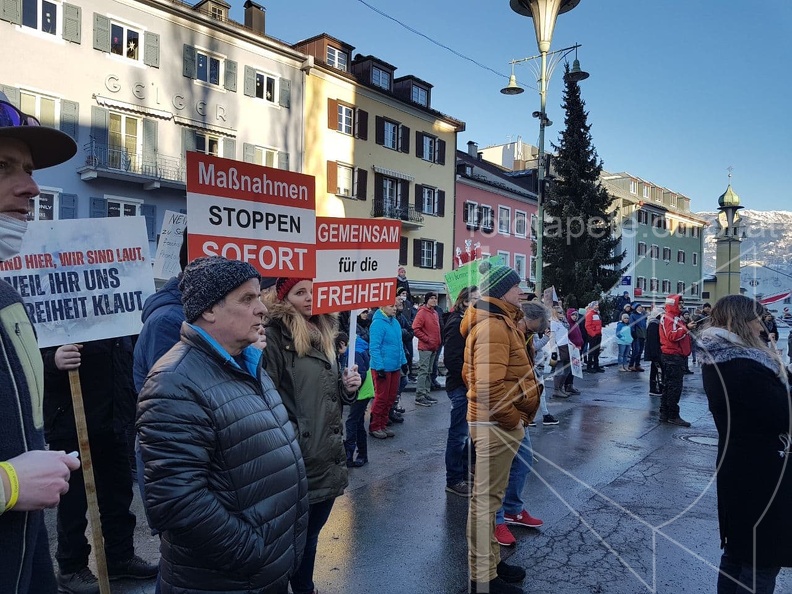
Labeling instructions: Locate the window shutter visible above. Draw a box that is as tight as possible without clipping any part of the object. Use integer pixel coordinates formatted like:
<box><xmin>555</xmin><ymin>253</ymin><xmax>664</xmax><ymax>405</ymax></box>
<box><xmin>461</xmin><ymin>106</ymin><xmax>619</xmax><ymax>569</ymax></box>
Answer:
<box><xmin>399</xmin><ymin>237</ymin><xmax>408</xmax><ymax>265</ymax></box>
<box><xmin>243</xmin><ymin>66</ymin><xmax>256</xmax><ymax>97</ymax></box>
<box><xmin>93</xmin><ymin>13</ymin><xmax>110</xmax><ymax>52</ymax></box>
<box><xmin>373</xmin><ymin>173</ymin><xmax>383</xmax><ymax>202</ymax></box>
<box><xmin>0</xmin><ymin>0</ymin><xmax>21</xmax><ymax>24</ymax></box>
<box><xmin>327</xmin><ymin>99</ymin><xmax>338</xmax><ymax>130</ymax></box>
<box><xmin>60</xmin><ymin>100</ymin><xmax>79</xmax><ymax>141</ymax></box>
<box><xmin>436</xmin><ymin>139</ymin><xmax>446</xmax><ymax>165</ymax></box>
<box><xmin>223</xmin><ymin>138</ymin><xmax>235</xmax><ymax>159</ymax></box>
<box><xmin>182</xmin><ymin>45</ymin><xmax>196</xmax><ymax>79</ymax></box>
<box><xmin>414</xmin><ymin>184</ymin><xmax>423</xmax><ymax>211</ymax></box>
<box><xmin>413</xmin><ymin>239</ymin><xmax>422</xmax><ymax>267</ymax></box>
<box><xmin>326</xmin><ymin>161</ymin><xmax>337</xmax><ymax>194</ymax></box>
<box><xmin>437</xmin><ymin>190</ymin><xmax>445</xmax><ymax>216</ymax></box>
<box><xmin>355</xmin><ymin>109</ymin><xmax>368</xmax><ymax>140</ymax></box>
<box><xmin>462</xmin><ymin>202</ymin><xmax>469</xmax><ymax>224</ymax></box>
<box><xmin>355</xmin><ymin>169</ymin><xmax>367</xmax><ymax>201</ymax></box>
<box><xmin>224</xmin><ymin>60</ymin><xmax>237</xmax><ymax>92</ymax></box>
<box><xmin>375</xmin><ymin>116</ymin><xmax>385</xmax><ymax>145</ymax></box>
<box><xmin>243</xmin><ymin>143</ymin><xmax>255</xmax><ymax>163</ymax></box>
<box><xmin>278</xmin><ymin>78</ymin><xmax>290</xmax><ymax>108</ymax></box>
<box><xmin>0</xmin><ymin>85</ymin><xmax>19</xmax><ymax>107</ymax></box>
<box><xmin>142</xmin><ymin>118</ymin><xmax>157</xmax><ymax>173</ymax></box>
<box><xmin>140</xmin><ymin>204</ymin><xmax>157</xmax><ymax>242</ymax></box>
<box><xmin>415</xmin><ymin>131</ymin><xmax>424</xmax><ymax>157</ymax></box>
<box><xmin>90</xmin><ymin>197</ymin><xmax>107</xmax><ymax>218</ymax></box>
<box><xmin>278</xmin><ymin>152</ymin><xmax>289</xmax><ymax>171</ymax></box>
<box><xmin>59</xmin><ymin>194</ymin><xmax>78</xmax><ymax>219</ymax></box>
<box><xmin>181</xmin><ymin>128</ymin><xmax>196</xmax><ymax>155</ymax></box>
<box><xmin>143</xmin><ymin>32</ymin><xmax>160</xmax><ymax>67</ymax></box>
<box><xmin>62</xmin><ymin>4</ymin><xmax>81</xmax><ymax>44</ymax></box>
<box><xmin>435</xmin><ymin>242</ymin><xmax>444</xmax><ymax>269</ymax></box>
<box><xmin>400</xmin><ymin>125</ymin><xmax>410</xmax><ymax>153</ymax></box>
<box><xmin>90</xmin><ymin>106</ymin><xmax>108</xmax><ymax>147</ymax></box>
<box><xmin>399</xmin><ymin>180</ymin><xmax>409</xmax><ymax>206</ymax></box>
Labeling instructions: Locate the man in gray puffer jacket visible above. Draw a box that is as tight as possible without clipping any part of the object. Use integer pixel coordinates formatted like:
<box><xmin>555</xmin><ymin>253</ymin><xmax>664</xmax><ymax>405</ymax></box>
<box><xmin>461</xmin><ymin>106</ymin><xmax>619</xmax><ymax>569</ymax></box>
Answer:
<box><xmin>137</xmin><ymin>256</ymin><xmax>308</xmax><ymax>594</ymax></box>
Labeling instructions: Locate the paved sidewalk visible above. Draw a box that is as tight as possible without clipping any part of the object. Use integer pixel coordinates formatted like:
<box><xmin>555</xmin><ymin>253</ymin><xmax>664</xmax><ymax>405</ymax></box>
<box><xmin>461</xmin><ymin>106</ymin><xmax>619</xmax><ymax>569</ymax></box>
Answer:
<box><xmin>47</xmin><ymin>364</ymin><xmax>792</xmax><ymax>593</ymax></box>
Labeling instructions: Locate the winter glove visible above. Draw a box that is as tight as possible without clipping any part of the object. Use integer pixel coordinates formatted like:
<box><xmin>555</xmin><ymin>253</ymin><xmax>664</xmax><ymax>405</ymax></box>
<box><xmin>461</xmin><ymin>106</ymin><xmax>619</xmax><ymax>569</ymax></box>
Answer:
<box><xmin>401</xmin><ymin>364</ymin><xmax>409</xmax><ymax>375</ymax></box>
<box><xmin>375</xmin><ymin>369</ymin><xmax>386</xmax><ymax>379</ymax></box>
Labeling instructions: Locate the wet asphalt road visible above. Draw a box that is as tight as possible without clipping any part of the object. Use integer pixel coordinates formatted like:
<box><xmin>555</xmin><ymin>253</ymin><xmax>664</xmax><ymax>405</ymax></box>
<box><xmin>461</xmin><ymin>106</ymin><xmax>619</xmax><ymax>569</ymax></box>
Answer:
<box><xmin>46</xmin><ymin>362</ymin><xmax>792</xmax><ymax>593</ymax></box>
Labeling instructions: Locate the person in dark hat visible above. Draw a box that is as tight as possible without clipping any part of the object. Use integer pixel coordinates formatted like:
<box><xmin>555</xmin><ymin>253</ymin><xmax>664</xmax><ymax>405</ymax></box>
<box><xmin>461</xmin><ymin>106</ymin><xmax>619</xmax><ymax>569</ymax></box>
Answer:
<box><xmin>0</xmin><ymin>91</ymin><xmax>81</xmax><ymax>594</ymax></box>
<box><xmin>137</xmin><ymin>256</ymin><xmax>309</xmax><ymax>594</ymax></box>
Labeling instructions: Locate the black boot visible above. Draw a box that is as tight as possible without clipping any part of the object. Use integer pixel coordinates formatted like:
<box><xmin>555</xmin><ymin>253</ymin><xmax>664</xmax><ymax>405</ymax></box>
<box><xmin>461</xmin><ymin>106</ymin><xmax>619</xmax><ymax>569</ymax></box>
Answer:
<box><xmin>345</xmin><ymin>443</ymin><xmax>364</xmax><ymax>468</ymax></box>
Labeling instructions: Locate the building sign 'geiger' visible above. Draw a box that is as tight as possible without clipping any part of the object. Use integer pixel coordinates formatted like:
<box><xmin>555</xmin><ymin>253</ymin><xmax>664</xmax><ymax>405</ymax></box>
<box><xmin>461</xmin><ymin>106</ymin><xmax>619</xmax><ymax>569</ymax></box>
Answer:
<box><xmin>105</xmin><ymin>75</ymin><xmax>228</xmax><ymax>121</ymax></box>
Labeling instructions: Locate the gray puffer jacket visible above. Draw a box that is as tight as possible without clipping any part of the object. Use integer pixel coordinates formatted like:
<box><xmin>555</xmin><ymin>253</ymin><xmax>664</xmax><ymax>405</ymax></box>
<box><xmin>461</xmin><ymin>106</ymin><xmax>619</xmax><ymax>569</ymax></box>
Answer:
<box><xmin>137</xmin><ymin>323</ymin><xmax>308</xmax><ymax>594</ymax></box>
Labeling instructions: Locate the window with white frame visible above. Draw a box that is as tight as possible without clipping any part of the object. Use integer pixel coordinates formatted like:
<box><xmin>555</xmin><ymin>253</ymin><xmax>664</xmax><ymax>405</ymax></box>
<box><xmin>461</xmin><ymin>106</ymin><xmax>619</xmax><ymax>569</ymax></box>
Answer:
<box><xmin>643</xmin><ymin>186</ymin><xmax>649</xmax><ymax>199</ymax></box>
<box><xmin>636</xmin><ymin>277</ymin><xmax>647</xmax><ymax>291</ymax></box>
<box><xmin>678</xmin><ymin>222</ymin><xmax>687</xmax><ymax>236</ymax></box>
<box><xmin>422</xmin><ymin>186</ymin><xmax>439</xmax><ymax>215</ymax></box>
<box><xmin>637</xmin><ymin>210</ymin><xmax>648</xmax><ymax>224</ymax></box>
<box><xmin>629</xmin><ymin>180</ymin><xmax>637</xmax><ymax>194</ymax></box>
<box><xmin>670</xmin><ymin>195</ymin><xmax>678</xmax><ymax>207</ymax></box>
<box><xmin>691</xmin><ymin>282</ymin><xmax>700</xmax><ymax>296</ymax></box>
<box><xmin>514</xmin><ymin>210</ymin><xmax>527</xmax><ymax>237</ymax></box>
<box><xmin>650</xmin><ymin>244</ymin><xmax>659</xmax><ymax>259</ymax></box>
<box><xmin>692</xmin><ymin>227</ymin><xmax>701</xmax><ymax>238</ymax></box>
<box><xmin>662</xmin><ymin>279</ymin><xmax>671</xmax><ymax>293</ymax></box>
<box><xmin>480</xmin><ymin>206</ymin><xmax>494</xmax><ymax>232</ymax></box>
<box><xmin>650</xmin><ymin>278</ymin><xmax>659</xmax><ymax>292</ymax></box>
<box><xmin>693</xmin><ymin>252</ymin><xmax>699</xmax><ymax>266</ymax></box>
<box><xmin>337</xmin><ymin>104</ymin><xmax>353</xmax><ymax>135</ymax></box>
<box><xmin>663</xmin><ymin>247</ymin><xmax>671</xmax><ymax>261</ymax></box>
<box><xmin>677</xmin><ymin>281</ymin><xmax>685</xmax><ymax>294</ymax></box>
<box><xmin>107</xmin><ymin>196</ymin><xmax>141</xmax><ymax>217</ymax></box>
<box><xmin>463</xmin><ymin>201</ymin><xmax>478</xmax><ymax>229</ymax></box>
<box><xmin>497</xmin><ymin>251</ymin><xmax>510</xmax><ymax>266</ymax></box>
<box><xmin>111</xmin><ymin>21</ymin><xmax>141</xmax><ymax>61</ymax></box>
<box><xmin>336</xmin><ymin>164</ymin><xmax>353</xmax><ymax>197</ymax></box>
<box><xmin>195</xmin><ymin>132</ymin><xmax>220</xmax><ymax>157</ymax></box>
<box><xmin>108</xmin><ymin>112</ymin><xmax>141</xmax><ymax>171</ymax></box>
<box><xmin>251</xmin><ymin>146</ymin><xmax>277</xmax><ymax>168</ymax></box>
<box><xmin>513</xmin><ymin>254</ymin><xmax>526</xmax><ymax>281</ymax></box>
<box><xmin>420</xmin><ymin>135</ymin><xmax>436</xmax><ymax>162</ymax></box>
<box><xmin>255</xmin><ymin>71</ymin><xmax>277</xmax><ymax>103</ymax></box>
<box><xmin>326</xmin><ymin>46</ymin><xmax>348</xmax><ymax>71</ymax></box>
<box><xmin>28</xmin><ymin>188</ymin><xmax>58</xmax><ymax>221</ymax></box>
<box><xmin>209</xmin><ymin>4</ymin><xmax>226</xmax><ymax>20</ymax></box>
<box><xmin>419</xmin><ymin>239</ymin><xmax>437</xmax><ymax>268</ymax></box>
<box><xmin>411</xmin><ymin>85</ymin><xmax>428</xmax><ymax>106</ymax></box>
<box><xmin>381</xmin><ymin>176</ymin><xmax>400</xmax><ymax>212</ymax></box>
<box><xmin>372</xmin><ymin>66</ymin><xmax>391</xmax><ymax>90</ymax></box>
<box><xmin>20</xmin><ymin>91</ymin><xmax>58</xmax><ymax>128</ymax></box>
<box><xmin>22</xmin><ymin>0</ymin><xmax>58</xmax><ymax>34</ymax></box>
<box><xmin>196</xmin><ymin>50</ymin><xmax>221</xmax><ymax>86</ymax></box>
<box><xmin>498</xmin><ymin>206</ymin><xmax>510</xmax><ymax>234</ymax></box>
<box><xmin>637</xmin><ymin>242</ymin><xmax>647</xmax><ymax>256</ymax></box>
<box><xmin>530</xmin><ymin>214</ymin><xmax>538</xmax><ymax>239</ymax></box>
<box><xmin>383</xmin><ymin>120</ymin><xmax>398</xmax><ymax>150</ymax></box>
<box><xmin>677</xmin><ymin>250</ymin><xmax>685</xmax><ymax>264</ymax></box>
<box><xmin>529</xmin><ymin>256</ymin><xmax>536</xmax><ymax>281</ymax></box>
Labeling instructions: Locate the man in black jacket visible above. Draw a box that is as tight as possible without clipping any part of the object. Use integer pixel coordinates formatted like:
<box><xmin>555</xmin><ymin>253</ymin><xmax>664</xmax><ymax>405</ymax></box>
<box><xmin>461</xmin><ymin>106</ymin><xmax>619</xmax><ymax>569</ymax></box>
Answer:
<box><xmin>137</xmin><ymin>256</ymin><xmax>308</xmax><ymax>594</ymax></box>
<box><xmin>43</xmin><ymin>338</ymin><xmax>158</xmax><ymax>593</ymax></box>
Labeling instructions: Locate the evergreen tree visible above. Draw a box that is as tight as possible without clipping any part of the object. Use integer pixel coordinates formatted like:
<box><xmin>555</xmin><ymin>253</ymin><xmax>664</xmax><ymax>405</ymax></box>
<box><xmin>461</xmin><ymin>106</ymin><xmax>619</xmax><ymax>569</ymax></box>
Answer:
<box><xmin>543</xmin><ymin>64</ymin><xmax>626</xmax><ymax>309</ymax></box>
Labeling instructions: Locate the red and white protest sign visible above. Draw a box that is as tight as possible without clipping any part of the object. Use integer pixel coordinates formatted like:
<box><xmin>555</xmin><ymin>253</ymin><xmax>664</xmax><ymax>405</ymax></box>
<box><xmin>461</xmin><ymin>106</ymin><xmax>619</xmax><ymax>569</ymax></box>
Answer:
<box><xmin>186</xmin><ymin>152</ymin><xmax>316</xmax><ymax>278</ymax></box>
<box><xmin>312</xmin><ymin>218</ymin><xmax>401</xmax><ymax>314</ymax></box>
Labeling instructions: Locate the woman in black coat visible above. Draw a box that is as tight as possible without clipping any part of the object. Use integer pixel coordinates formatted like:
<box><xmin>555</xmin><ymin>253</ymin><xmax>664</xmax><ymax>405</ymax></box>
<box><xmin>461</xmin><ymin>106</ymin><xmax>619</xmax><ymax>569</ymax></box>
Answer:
<box><xmin>698</xmin><ymin>295</ymin><xmax>792</xmax><ymax>594</ymax></box>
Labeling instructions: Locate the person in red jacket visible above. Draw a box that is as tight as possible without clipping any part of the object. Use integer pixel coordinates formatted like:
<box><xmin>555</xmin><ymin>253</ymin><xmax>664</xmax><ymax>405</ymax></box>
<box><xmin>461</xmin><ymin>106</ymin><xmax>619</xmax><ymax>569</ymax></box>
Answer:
<box><xmin>659</xmin><ymin>294</ymin><xmax>696</xmax><ymax>427</ymax></box>
<box><xmin>412</xmin><ymin>292</ymin><xmax>442</xmax><ymax>407</ymax></box>
<box><xmin>584</xmin><ymin>301</ymin><xmax>605</xmax><ymax>372</ymax></box>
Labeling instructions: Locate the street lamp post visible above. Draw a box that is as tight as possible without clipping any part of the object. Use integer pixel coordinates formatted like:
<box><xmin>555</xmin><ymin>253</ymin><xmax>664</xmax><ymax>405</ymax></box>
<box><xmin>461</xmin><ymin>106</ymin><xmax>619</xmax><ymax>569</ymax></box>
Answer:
<box><xmin>503</xmin><ymin>0</ymin><xmax>585</xmax><ymax>296</ymax></box>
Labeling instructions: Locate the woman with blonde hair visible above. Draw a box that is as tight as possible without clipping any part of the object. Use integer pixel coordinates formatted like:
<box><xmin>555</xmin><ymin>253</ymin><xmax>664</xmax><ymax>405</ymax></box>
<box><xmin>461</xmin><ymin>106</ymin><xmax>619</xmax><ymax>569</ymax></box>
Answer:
<box><xmin>698</xmin><ymin>295</ymin><xmax>792</xmax><ymax>594</ymax></box>
<box><xmin>264</xmin><ymin>278</ymin><xmax>361</xmax><ymax>594</ymax></box>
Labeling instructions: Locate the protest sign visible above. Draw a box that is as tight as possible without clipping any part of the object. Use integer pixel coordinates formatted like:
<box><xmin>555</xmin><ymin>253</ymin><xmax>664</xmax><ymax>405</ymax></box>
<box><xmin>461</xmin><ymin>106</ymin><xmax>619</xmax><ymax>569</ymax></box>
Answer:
<box><xmin>570</xmin><ymin>344</ymin><xmax>583</xmax><ymax>378</ymax></box>
<box><xmin>444</xmin><ymin>255</ymin><xmax>505</xmax><ymax>303</ymax></box>
<box><xmin>186</xmin><ymin>152</ymin><xmax>316</xmax><ymax>278</ymax></box>
<box><xmin>0</xmin><ymin>217</ymin><xmax>155</xmax><ymax>348</ymax></box>
<box><xmin>312</xmin><ymin>218</ymin><xmax>401</xmax><ymax>314</ymax></box>
<box><xmin>152</xmin><ymin>210</ymin><xmax>187</xmax><ymax>281</ymax></box>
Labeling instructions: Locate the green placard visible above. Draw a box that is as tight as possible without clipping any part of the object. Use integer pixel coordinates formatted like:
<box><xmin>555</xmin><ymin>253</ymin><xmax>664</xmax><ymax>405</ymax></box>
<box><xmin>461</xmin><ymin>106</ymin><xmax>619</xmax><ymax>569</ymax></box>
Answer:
<box><xmin>444</xmin><ymin>255</ymin><xmax>504</xmax><ymax>303</ymax></box>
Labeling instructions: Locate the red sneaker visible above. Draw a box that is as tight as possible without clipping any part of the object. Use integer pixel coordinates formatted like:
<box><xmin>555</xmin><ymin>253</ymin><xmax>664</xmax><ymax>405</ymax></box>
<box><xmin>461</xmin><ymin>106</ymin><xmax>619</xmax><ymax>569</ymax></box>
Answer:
<box><xmin>494</xmin><ymin>523</ymin><xmax>516</xmax><ymax>546</ymax></box>
<box><xmin>503</xmin><ymin>510</ymin><xmax>544</xmax><ymax>528</ymax></box>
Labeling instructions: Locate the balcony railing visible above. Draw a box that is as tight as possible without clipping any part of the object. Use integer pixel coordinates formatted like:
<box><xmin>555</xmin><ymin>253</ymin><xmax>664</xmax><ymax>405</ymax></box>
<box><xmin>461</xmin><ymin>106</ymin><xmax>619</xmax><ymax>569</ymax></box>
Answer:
<box><xmin>370</xmin><ymin>199</ymin><xmax>424</xmax><ymax>225</ymax></box>
<box><xmin>80</xmin><ymin>140</ymin><xmax>185</xmax><ymax>186</ymax></box>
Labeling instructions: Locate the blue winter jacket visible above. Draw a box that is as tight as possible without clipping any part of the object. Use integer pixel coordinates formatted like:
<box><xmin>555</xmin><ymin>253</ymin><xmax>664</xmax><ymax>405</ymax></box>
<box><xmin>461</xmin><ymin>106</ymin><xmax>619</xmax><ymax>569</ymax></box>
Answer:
<box><xmin>369</xmin><ymin>309</ymin><xmax>407</xmax><ymax>372</ymax></box>
<box><xmin>616</xmin><ymin>322</ymin><xmax>634</xmax><ymax>345</ymax></box>
<box><xmin>133</xmin><ymin>275</ymin><xmax>185</xmax><ymax>392</ymax></box>
<box><xmin>629</xmin><ymin>309</ymin><xmax>647</xmax><ymax>340</ymax></box>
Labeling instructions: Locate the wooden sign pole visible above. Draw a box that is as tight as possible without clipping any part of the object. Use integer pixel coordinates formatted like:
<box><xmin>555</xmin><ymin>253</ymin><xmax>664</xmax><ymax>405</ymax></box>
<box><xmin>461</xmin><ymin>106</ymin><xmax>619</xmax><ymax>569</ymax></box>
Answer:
<box><xmin>68</xmin><ymin>369</ymin><xmax>112</xmax><ymax>594</ymax></box>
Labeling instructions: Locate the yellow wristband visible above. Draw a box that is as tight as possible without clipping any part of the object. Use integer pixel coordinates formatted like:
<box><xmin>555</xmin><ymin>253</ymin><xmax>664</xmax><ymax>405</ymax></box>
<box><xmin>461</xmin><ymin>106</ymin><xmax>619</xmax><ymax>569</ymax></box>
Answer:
<box><xmin>0</xmin><ymin>462</ymin><xmax>20</xmax><ymax>511</ymax></box>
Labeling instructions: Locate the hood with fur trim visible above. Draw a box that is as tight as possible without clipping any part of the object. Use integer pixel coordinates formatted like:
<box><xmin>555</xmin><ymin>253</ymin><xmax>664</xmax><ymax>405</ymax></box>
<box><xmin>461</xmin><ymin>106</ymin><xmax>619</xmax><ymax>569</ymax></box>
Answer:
<box><xmin>697</xmin><ymin>327</ymin><xmax>787</xmax><ymax>386</ymax></box>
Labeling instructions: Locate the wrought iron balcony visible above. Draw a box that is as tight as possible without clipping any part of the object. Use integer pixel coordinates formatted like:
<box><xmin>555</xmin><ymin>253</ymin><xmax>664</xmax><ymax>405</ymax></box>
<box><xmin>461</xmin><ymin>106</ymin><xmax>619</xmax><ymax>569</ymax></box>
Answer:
<box><xmin>77</xmin><ymin>140</ymin><xmax>186</xmax><ymax>190</ymax></box>
<box><xmin>370</xmin><ymin>199</ymin><xmax>424</xmax><ymax>228</ymax></box>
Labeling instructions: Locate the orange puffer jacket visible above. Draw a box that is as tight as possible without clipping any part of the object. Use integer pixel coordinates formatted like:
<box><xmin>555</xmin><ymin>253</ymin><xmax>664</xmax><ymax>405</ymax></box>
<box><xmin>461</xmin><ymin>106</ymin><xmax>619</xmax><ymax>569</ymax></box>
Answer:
<box><xmin>461</xmin><ymin>297</ymin><xmax>540</xmax><ymax>429</ymax></box>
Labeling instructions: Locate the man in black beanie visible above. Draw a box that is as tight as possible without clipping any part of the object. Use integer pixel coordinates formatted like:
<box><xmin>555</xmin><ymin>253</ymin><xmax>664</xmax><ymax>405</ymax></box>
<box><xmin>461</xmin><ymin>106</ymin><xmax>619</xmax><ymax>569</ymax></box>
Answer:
<box><xmin>137</xmin><ymin>256</ymin><xmax>309</xmax><ymax>594</ymax></box>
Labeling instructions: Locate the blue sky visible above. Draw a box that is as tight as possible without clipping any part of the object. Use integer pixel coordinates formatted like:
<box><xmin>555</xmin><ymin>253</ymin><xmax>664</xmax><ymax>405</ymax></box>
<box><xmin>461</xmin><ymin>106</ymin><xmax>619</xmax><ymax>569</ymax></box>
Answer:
<box><xmin>231</xmin><ymin>1</ymin><xmax>792</xmax><ymax>212</ymax></box>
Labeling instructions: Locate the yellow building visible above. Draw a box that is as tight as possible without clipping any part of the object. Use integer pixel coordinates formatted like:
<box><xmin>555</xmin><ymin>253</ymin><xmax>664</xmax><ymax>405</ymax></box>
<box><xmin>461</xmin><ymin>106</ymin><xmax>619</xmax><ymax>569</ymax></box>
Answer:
<box><xmin>294</xmin><ymin>34</ymin><xmax>465</xmax><ymax>299</ymax></box>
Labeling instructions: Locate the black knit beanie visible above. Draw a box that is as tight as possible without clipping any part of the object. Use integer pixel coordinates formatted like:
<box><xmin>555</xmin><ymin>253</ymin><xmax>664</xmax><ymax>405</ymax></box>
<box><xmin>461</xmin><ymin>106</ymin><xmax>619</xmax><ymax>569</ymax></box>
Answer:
<box><xmin>180</xmin><ymin>256</ymin><xmax>260</xmax><ymax>322</ymax></box>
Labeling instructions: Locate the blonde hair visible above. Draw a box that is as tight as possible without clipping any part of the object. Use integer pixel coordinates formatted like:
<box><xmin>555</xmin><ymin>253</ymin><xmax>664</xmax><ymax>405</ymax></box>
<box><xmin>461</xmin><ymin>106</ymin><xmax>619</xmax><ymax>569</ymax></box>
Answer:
<box><xmin>264</xmin><ymin>291</ymin><xmax>338</xmax><ymax>360</ymax></box>
<box><xmin>709</xmin><ymin>295</ymin><xmax>770</xmax><ymax>351</ymax></box>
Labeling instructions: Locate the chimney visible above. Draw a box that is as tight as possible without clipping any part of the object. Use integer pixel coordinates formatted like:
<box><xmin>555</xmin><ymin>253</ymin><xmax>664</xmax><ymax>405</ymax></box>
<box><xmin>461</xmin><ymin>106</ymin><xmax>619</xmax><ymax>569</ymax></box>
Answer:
<box><xmin>467</xmin><ymin>141</ymin><xmax>478</xmax><ymax>158</ymax></box>
<box><xmin>244</xmin><ymin>0</ymin><xmax>265</xmax><ymax>35</ymax></box>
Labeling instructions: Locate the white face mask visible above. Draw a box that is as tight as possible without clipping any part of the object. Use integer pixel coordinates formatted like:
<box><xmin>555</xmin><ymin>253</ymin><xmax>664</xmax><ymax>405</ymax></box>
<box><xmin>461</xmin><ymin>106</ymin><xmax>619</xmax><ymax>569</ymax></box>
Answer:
<box><xmin>0</xmin><ymin>213</ymin><xmax>28</xmax><ymax>261</ymax></box>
